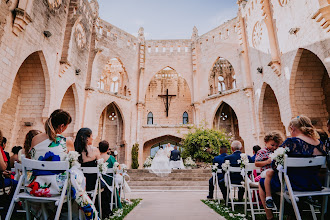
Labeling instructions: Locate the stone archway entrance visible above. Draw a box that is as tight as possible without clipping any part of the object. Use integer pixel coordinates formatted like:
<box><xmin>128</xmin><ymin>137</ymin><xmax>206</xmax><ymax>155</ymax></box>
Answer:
<box><xmin>213</xmin><ymin>102</ymin><xmax>244</xmax><ymax>149</ymax></box>
<box><xmin>95</xmin><ymin>102</ymin><xmax>125</xmax><ymax>162</ymax></box>
<box><xmin>290</xmin><ymin>49</ymin><xmax>330</xmax><ymax>130</ymax></box>
<box><xmin>259</xmin><ymin>84</ymin><xmax>285</xmax><ymax>138</ymax></box>
<box><xmin>143</xmin><ymin>135</ymin><xmax>181</xmax><ymax>162</ymax></box>
<box><xmin>60</xmin><ymin>85</ymin><xmax>77</xmax><ymax>138</ymax></box>
<box><xmin>0</xmin><ymin>51</ymin><xmax>48</xmax><ymax>149</ymax></box>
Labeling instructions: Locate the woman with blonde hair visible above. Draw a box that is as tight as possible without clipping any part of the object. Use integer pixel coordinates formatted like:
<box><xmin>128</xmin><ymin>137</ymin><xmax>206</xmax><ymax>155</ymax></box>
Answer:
<box><xmin>259</xmin><ymin>115</ymin><xmax>325</xmax><ymax>220</ymax></box>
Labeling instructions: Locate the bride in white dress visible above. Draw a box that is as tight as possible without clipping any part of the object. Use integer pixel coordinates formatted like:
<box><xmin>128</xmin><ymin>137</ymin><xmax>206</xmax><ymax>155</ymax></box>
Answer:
<box><xmin>150</xmin><ymin>146</ymin><xmax>171</xmax><ymax>176</ymax></box>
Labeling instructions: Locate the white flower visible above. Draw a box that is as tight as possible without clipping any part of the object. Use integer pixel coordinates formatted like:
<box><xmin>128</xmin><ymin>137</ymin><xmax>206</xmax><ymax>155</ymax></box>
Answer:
<box><xmin>184</xmin><ymin>157</ymin><xmax>196</xmax><ymax>167</ymax></box>
<box><xmin>237</xmin><ymin>159</ymin><xmax>241</xmax><ymax>164</ymax></box>
<box><xmin>65</xmin><ymin>151</ymin><xmax>80</xmax><ymax>168</ymax></box>
<box><xmin>143</xmin><ymin>156</ymin><xmax>153</xmax><ymax>167</ymax></box>
<box><xmin>214</xmin><ymin>163</ymin><xmax>218</xmax><ymax>167</ymax></box>
<box><xmin>225</xmin><ymin>160</ymin><xmax>230</xmax><ymax>165</ymax></box>
<box><xmin>114</xmin><ymin>150</ymin><xmax>118</xmax><ymax>156</ymax></box>
<box><xmin>97</xmin><ymin>158</ymin><xmax>109</xmax><ymax>174</ymax></box>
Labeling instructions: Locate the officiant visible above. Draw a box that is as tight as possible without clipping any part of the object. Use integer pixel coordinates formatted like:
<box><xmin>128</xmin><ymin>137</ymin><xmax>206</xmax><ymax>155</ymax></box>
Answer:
<box><xmin>207</xmin><ymin>144</ymin><xmax>228</xmax><ymax>199</ymax></box>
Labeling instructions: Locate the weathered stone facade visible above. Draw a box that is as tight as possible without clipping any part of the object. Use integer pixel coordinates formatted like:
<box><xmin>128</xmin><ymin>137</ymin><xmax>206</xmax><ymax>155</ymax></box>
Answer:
<box><xmin>0</xmin><ymin>0</ymin><xmax>329</xmax><ymax>167</ymax></box>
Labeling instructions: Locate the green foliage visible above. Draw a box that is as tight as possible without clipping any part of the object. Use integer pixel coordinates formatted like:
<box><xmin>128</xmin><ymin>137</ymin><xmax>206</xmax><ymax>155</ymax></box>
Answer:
<box><xmin>131</xmin><ymin>143</ymin><xmax>139</xmax><ymax>169</ymax></box>
<box><xmin>105</xmin><ymin>199</ymin><xmax>142</xmax><ymax>220</ymax></box>
<box><xmin>181</xmin><ymin>125</ymin><xmax>232</xmax><ymax>163</ymax></box>
<box><xmin>202</xmin><ymin>200</ymin><xmax>250</xmax><ymax>220</ymax></box>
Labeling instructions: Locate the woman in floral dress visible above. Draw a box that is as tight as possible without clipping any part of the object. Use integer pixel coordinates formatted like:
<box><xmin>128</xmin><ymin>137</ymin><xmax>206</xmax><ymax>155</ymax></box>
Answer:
<box><xmin>29</xmin><ymin>109</ymin><xmax>98</xmax><ymax>219</ymax></box>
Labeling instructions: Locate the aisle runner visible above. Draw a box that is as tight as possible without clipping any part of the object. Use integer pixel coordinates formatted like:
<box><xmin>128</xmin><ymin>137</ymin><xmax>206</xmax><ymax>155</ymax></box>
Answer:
<box><xmin>125</xmin><ymin>191</ymin><xmax>225</xmax><ymax>220</ymax></box>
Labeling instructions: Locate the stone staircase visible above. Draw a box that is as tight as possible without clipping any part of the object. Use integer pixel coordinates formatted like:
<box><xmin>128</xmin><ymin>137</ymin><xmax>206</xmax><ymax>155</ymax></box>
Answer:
<box><xmin>127</xmin><ymin>169</ymin><xmax>211</xmax><ymax>192</ymax></box>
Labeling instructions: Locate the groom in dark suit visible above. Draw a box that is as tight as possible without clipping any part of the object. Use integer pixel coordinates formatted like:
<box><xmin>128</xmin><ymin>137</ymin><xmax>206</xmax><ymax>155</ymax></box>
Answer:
<box><xmin>170</xmin><ymin>146</ymin><xmax>181</xmax><ymax>161</ymax></box>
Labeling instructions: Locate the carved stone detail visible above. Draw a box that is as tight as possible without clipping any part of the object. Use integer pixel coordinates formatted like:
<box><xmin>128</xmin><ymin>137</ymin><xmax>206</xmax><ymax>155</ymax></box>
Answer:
<box><xmin>74</xmin><ymin>22</ymin><xmax>87</xmax><ymax>50</ymax></box>
<box><xmin>252</xmin><ymin>21</ymin><xmax>262</xmax><ymax>48</ymax></box>
<box><xmin>278</xmin><ymin>0</ymin><xmax>289</xmax><ymax>7</ymax></box>
<box><xmin>12</xmin><ymin>8</ymin><xmax>32</xmax><ymax>36</ymax></box>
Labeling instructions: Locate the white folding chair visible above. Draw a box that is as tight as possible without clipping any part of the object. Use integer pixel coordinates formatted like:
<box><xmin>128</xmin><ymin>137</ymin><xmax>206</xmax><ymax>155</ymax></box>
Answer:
<box><xmin>5</xmin><ymin>155</ymin><xmax>72</xmax><ymax>220</ymax></box>
<box><xmin>243</xmin><ymin>163</ymin><xmax>266</xmax><ymax>220</ymax></box>
<box><xmin>102</xmin><ymin>168</ymin><xmax>117</xmax><ymax>210</ymax></box>
<box><xmin>13</xmin><ymin>162</ymin><xmax>22</xmax><ymax>181</ymax></box>
<box><xmin>279</xmin><ymin>155</ymin><xmax>330</xmax><ymax>220</ymax></box>
<box><xmin>226</xmin><ymin>166</ymin><xmax>245</xmax><ymax>211</ymax></box>
<box><xmin>80</xmin><ymin>167</ymin><xmax>102</xmax><ymax>219</ymax></box>
<box><xmin>213</xmin><ymin>169</ymin><xmax>223</xmax><ymax>204</ymax></box>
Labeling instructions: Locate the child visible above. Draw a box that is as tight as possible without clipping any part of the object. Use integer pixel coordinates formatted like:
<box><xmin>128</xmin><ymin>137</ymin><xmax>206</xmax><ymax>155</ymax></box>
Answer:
<box><xmin>255</xmin><ymin>131</ymin><xmax>283</xmax><ymax>209</ymax></box>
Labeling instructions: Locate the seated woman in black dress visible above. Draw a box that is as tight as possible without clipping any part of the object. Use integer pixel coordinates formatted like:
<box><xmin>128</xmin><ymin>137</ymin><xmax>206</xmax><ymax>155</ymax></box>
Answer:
<box><xmin>74</xmin><ymin>128</ymin><xmax>112</xmax><ymax>217</ymax></box>
<box><xmin>259</xmin><ymin>116</ymin><xmax>325</xmax><ymax>220</ymax></box>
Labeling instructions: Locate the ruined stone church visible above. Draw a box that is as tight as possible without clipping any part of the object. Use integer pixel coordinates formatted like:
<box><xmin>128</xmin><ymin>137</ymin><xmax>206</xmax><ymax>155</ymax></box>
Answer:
<box><xmin>0</xmin><ymin>0</ymin><xmax>329</xmax><ymax>167</ymax></box>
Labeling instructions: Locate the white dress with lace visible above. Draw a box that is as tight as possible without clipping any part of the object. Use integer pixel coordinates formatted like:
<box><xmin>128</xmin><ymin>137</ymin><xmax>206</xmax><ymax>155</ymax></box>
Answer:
<box><xmin>149</xmin><ymin>149</ymin><xmax>171</xmax><ymax>177</ymax></box>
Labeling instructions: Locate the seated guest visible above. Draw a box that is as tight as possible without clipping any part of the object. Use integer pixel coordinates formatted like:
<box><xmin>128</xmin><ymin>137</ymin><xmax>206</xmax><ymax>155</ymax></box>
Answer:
<box><xmin>219</xmin><ymin>140</ymin><xmax>252</xmax><ymax>202</ymax></box>
<box><xmin>207</xmin><ymin>144</ymin><xmax>228</xmax><ymax>199</ymax></box>
<box><xmin>259</xmin><ymin>116</ymin><xmax>325</xmax><ymax>220</ymax></box>
<box><xmin>0</xmin><ymin>131</ymin><xmax>17</xmax><ymax>219</ymax></box>
<box><xmin>24</xmin><ymin>130</ymin><xmax>42</xmax><ymax>159</ymax></box>
<box><xmin>74</xmin><ymin>128</ymin><xmax>101</xmax><ymax>191</ymax></box>
<box><xmin>0</xmin><ymin>137</ymin><xmax>10</xmax><ymax>170</ymax></box>
<box><xmin>10</xmin><ymin>146</ymin><xmax>22</xmax><ymax>167</ymax></box>
<box><xmin>250</xmin><ymin>145</ymin><xmax>261</xmax><ymax>162</ymax></box>
<box><xmin>99</xmin><ymin>140</ymin><xmax>122</xmax><ymax>211</ymax></box>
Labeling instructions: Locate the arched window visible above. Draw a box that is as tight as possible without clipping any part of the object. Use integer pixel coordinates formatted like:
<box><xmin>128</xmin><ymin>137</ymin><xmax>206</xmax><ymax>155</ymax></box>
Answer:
<box><xmin>147</xmin><ymin>112</ymin><xmax>153</xmax><ymax>125</ymax></box>
<box><xmin>183</xmin><ymin>112</ymin><xmax>188</xmax><ymax>124</ymax></box>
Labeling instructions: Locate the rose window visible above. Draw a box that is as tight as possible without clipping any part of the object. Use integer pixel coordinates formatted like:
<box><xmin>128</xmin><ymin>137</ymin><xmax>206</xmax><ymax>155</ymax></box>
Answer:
<box><xmin>252</xmin><ymin>21</ymin><xmax>262</xmax><ymax>48</ymax></box>
<box><xmin>109</xmin><ymin>112</ymin><xmax>117</xmax><ymax>121</ymax></box>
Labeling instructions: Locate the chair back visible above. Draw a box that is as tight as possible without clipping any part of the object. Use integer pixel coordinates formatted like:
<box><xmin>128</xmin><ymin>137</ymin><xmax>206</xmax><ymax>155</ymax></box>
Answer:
<box><xmin>13</xmin><ymin>161</ymin><xmax>23</xmax><ymax>181</ymax></box>
<box><xmin>228</xmin><ymin>166</ymin><xmax>241</xmax><ymax>173</ymax></box>
<box><xmin>284</xmin><ymin>155</ymin><xmax>326</xmax><ymax>173</ymax></box>
<box><xmin>80</xmin><ymin>166</ymin><xmax>100</xmax><ymax>174</ymax></box>
<box><xmin>21</xmin><ymin>156</ymin><xmax>69</xmax><ymax>172</ymax></box>
<box><xmin>244</xmin><ymin>163</ymin><xmax>256</xmax><ymax>172</ymax></box>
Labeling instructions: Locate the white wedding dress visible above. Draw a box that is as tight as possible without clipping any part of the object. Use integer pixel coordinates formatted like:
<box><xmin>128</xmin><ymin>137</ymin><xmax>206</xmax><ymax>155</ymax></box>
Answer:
<box><xmin>150</xmin><ymin>148</ymin><xmax>171</xmax><ymax>177</ymax></box>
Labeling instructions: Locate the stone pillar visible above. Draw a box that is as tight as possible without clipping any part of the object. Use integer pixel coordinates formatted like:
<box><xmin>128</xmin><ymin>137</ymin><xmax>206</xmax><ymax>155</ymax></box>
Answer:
<box><xmin>261</xmin><ymin>0</ymin><xmax>281</xmax><ymax>75</ymax></box>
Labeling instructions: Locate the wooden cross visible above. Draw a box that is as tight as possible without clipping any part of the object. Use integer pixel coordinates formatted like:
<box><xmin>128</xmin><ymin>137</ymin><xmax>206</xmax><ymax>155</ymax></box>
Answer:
<box><xmin>158</xmin><ymin>89</ymin><xmax>176</xmax><ymax>117</ymax></box>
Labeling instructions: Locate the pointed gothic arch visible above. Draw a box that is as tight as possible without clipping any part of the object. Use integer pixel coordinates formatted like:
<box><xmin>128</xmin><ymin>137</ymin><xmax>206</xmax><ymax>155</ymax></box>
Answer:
<box><xmin>95</xmin><ymin>102</ymin><xmax>125</xmax><ymax>162</ymax></box>
<box><xmin>144</xmin><ymin>66</ymin><xmax>193</xmax><ymax>125</ymax></box>
<box><xmin>97</xmin><ymin>57</ymin><xmax>130</xmax><ymax>96</ymax></box>
<box><xmin>290</xmin><ymin>48</ymin><xmax>330</xmax><ymax>129</ymax></box>
<box><xmin>209</xmin><ymin>57</ymin><xmax>237</xmax><ymax>96</ymax></box>
<box><xmin>0</xmin><ymin>51</ymin><xmax>50</xmax><ymax>148</ymax></box>
<box><xmin>258</xmin><ymin>83</ymin><xmax>285</xmax><ymax>138</ymax></box>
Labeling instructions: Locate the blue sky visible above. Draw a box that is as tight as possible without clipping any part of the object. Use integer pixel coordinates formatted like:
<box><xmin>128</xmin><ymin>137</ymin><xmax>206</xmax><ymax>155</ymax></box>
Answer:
<box><xmin>98</xmin><ymin>0</ymin><xmax>238</xmax><ymax>39</ymax></box>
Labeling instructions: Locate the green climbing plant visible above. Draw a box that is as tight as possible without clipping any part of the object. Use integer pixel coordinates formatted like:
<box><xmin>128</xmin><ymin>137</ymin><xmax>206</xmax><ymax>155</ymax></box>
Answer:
<box><xmin>181</xmin><ymin>125</ymin><xmax>232</xmax><ymax>163</ymax></box>
<box><xmin>131</xmin><ymin>143</ymin><xmax>139</xmax><ymax>169</ymax></box>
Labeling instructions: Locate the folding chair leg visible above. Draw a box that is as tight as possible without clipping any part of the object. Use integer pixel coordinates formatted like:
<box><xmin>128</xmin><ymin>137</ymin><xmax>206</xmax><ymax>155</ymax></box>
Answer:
<box><xmin>67</xmin><ymin>186</ymin><xmax>72</xmax><ymax>220</ymax></box>
<box><xmin>308</xmin><ymin>204</ymin><xmax>317</xmax><ymax>220</ymax></box>
<box><xmin>226</xmin><ymin>185</ymin><xmax>229</xmax><ymax>206</ymax></box>
<box><xmin>285</xmin><ymin>176</ymin><xmax>302</xmax><ymax>220</ymax></box>
<box><xmin>5</xmin><ymin>197</ymin><xmax>16</xmax><ymax>220</ymax></box>
<box><xmin>25</xmin><ymin>201</ymin><xmax>31</xmax><ymax>220</ymax></box>
<box><xmin>244</xmin><ymin>187</ymin><xmax>247</xmax><ymax>216</ymax></box>
<box><xmin>98</xmin><ymin>180</ymin><xmax>102</xmax><ymax>220</ymax></box>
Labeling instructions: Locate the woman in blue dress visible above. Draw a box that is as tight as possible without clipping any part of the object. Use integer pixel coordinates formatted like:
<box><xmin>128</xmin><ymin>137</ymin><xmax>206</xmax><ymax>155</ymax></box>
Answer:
<box><xmin>259</xmin><ymin>116</ymin><xmax>325</xmax><ymax>220</ymax></box>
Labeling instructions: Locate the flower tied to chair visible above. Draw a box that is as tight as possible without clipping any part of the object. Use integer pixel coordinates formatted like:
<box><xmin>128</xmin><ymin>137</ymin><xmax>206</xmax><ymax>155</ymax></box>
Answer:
<box><xmin>211</xmin><ymin>163</ymin><xmax>218</xmax><ymax>185</ymax></box>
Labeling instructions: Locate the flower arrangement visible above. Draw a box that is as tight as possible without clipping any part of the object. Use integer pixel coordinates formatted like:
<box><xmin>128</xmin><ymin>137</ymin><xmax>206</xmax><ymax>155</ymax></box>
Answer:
<box><xmin>114</xmin><ymin>150</ymin><xmax>118</xmax><ymax>156</ymax></box>
<box><xmin>237</xmin><ymin>153</ymin><xmax>249</xmax><ymax>169</ymax></box>
<box><xmin>211</xmin><ymin>163</ymin><xmax>219</xmax><ymax>173</ymax></box>
<box><xmin>97</xmin><ymin>158</ymin><xmax>109</xmax><ymax>174</ymax></box>
<box><xmin>121</xmin><ymin>164</ymin><xmax>128</xmax><ymax>173</ymax></box>
<box><xmin>113</xmin><ymin>162</ymin><xmax>120</xmax><ymax>173</ymax></box>
<box><xmin>143</xmin><ymin>156</ymin><xmax>153</xmax><ymax>168</ymax></box>
<box><xmin>221</xmin><ymin>160</ymin><xmax>230</xmax><ymax>171</ymax></box>
<box><xmin>65</xmin><ymin>151</ymin><xmax>80</xmax><ymax>168</ymax></box>
<box><xmin>184</xmin><ymin>157</ymin><xmax>197</xmax><ymax>168</ymax></box>
<box><xmin>270</xmin><ymin>147</ymin><xmax>290</xmax><ymax>167</ymax></box>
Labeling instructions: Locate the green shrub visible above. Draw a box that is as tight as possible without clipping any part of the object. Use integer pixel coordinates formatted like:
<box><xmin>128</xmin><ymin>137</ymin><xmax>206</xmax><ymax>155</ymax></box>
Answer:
<box><xmin>181</xmin><ymin>126</ymin><xmax>232</xmax><ymax>163</ymax></box>
<box><xmin>131</xmin><ymin>143</ymin><xmax>139</xmax><ymax>169</ymax></box>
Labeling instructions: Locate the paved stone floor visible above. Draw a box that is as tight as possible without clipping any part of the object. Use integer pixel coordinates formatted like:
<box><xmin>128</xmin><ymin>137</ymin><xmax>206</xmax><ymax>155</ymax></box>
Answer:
<box><xmin>125</xmin><ymin>191</ymin><xmax>225</xmax><ymax>220</ymax></box>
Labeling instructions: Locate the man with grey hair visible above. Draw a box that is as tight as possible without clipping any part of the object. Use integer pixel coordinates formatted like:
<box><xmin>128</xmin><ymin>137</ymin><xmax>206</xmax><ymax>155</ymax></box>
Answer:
<box><xmin>218</xmin><ymin>140</ymin><xmax>252</xmax><ymax>201</ymax></box>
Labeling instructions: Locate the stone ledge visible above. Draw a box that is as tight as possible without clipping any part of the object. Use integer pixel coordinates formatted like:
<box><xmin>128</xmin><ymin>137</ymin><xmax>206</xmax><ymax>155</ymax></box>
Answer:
<box><xmin>205</xmin><ymin>88</ymin><xmax>240</xmax><ymax>101</ymax></box>
<box><xmin>86</xmin><ymin>86</ymin><xmax>131</xmax><ymax>100</ymax></box>
<box><xmin>142</xmin><ymin>124</ymin><xmax>193</xmax><ymax>128</ymax></box>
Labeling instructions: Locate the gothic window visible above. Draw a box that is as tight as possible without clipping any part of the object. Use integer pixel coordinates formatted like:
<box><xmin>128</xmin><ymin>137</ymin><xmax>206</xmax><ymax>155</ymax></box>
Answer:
<box><xmin>98</xmin><ymin>58</ymin><xmax>129</xmax><ymax>96</ymax></box>
<box><xmin>209</xmin><ymin>57</ymin><xmax>236</xmax><ymax>95</ymax></box>
<box><xmin>183</xmin><ymin>112</ymin><xmax>188</xmax><ymax>124</ymax></box>
<box><xmin>147</xmin><ymin>112</ymin><xmax>153</xmax><ymax>125</ymax></box>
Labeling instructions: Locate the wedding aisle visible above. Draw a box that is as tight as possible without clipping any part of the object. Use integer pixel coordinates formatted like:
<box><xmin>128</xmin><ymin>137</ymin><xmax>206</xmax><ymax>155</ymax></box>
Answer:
<box><xmin>125</xmin><ymin>191</ymin><xmax>225</xmax><ymax>220</ymax></box>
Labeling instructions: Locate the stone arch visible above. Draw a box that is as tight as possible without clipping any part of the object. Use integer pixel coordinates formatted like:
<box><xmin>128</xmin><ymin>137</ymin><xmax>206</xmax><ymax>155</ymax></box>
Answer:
<box><xmin>60</xmin><ymin>84</ymin><xmax>79</xmax><ymax>138</ymax></box>
<box><xmin>95</xmin><ymin>102</ymin><xmax>126</xmax><ymax>162</ymax></box>
<box><xmin>258</xmin><ymin>83</ymin><xmax>286</xmax><ymax>138</ymax></box>
<box><xmin>208</xmin><ymin>57</ymin><xmax>237</xmax><ymax>96</ymax></box>
<box><xmin>213</xmin><ymin>102</ymin><xmax>244</xmax><ymax>150</ymax></box>
<box><xmin>97</xmin><ymin>57</ymin><xmax>130</xmax><ymax>96</ymax></box>
<box><xmin>144</xmin><ymin>66</ymin><xmax>193</xmax><ymax>125</ymax></box>
<box><xmin>143</xmin><ymin>135</ymin><xmax>182</xmax><ymax>162</ymax></box>
<box><xmin>0</xmin><ymin>51</ymin><xmax>50</xmax><ymax>149</ymax></box>
<box><xmin>289</xmin><ymin>48</ymin><xmax>330</xmax><ymax>130</ymax></box>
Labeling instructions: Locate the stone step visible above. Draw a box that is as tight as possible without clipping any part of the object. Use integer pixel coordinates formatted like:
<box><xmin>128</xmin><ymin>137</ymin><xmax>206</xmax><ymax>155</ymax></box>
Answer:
<box><xmin>129</xmin><ymin>176</ymin><xmax>209</xmax><ymax>181</ymax></box>
<box><xmin>127</xmin><ymin>169</ymin><xmax>211</xmax><ymax>174</ymax></box>
<box><xmin>129</xmin><ymin>180</ymin><xmax>208</xmax><ymax>186</ymax></box>
<box><xmin>128</xmin><ymin>173</ymin><xmax>211</xmax><ymax>178</ymax></box>
<box><xmin>130</xmin><ymin>185</ymin><xmax>208</xmax><ymax>191</ymax></box>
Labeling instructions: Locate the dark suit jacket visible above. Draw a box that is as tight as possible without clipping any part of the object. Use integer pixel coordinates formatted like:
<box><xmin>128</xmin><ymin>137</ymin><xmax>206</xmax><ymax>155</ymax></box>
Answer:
<box><xmin>170</xmin><ymin>149</ymin><xmax>181</xmax><ymax>161</ymax></box>
<box><xmin>213</xmin><ymin>153</ymin><xmax>227</xmax><ymax>179</ymax></box>
<box><xmin>224</xmin><ymin>151</ymin><xmax>252</xmax><ymax>184</ymax></box>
